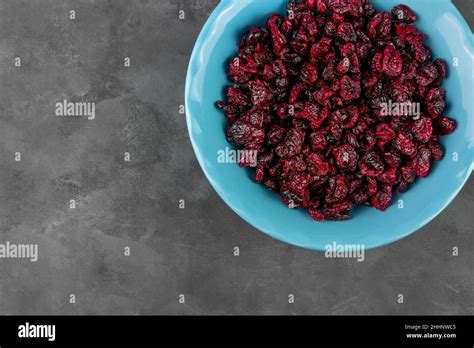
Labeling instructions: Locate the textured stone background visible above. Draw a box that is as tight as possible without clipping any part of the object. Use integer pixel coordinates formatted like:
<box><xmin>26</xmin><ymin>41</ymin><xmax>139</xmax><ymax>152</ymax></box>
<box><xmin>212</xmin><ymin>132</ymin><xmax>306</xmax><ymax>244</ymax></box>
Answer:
<box><xmin>0</xmin><ymin>0</ymin><xmax>472</xmax><ymax>315</ymax></box>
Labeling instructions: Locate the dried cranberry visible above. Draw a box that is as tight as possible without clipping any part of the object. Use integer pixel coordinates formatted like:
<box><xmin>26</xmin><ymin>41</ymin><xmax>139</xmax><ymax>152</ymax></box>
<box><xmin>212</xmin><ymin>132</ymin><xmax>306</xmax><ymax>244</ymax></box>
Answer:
<box><xmin>301</xmin><ymin>102</ymin><xmax>328</xmax><ymax>128</ymax></box>
<box><xmin>416</xmin><ymin>63</ymin><xmax>439</xmax><ymax>87</ymax></box>
<box><xmin>228</xmin><ymin>58</ymin><xmax>252</xmax><ymax>84</ymax></box>
<box><xmin>391</xmin><ymin>4</ymin><xmax>416</xmax><ymax>23</ymax></box>
<box><xmin>401</xmin><ymin>165</ymin><xmax>416</xmax><ymax>183</ymax></box>
<box><xmin>267</xmin><ymin>125</ymin><xmax>286</xmax><ymax>145</ymax></box>
<box><xmin>368</xmin><ymin>12</ymin><xmax>392</xmax><ymax>40</ymax></box>
<box><xmin>226</xmin><ymin>119</ymin><xmax>264</xmax><ymax>149</ymax></box>
<box><xmin>428</xmin><ymin>141</ymin><xmax>444</xmax><ymax>160</ymax></box>
<box><xmin>360</xmin><ymin>152</ymin><xmax>385</xmax><ymax>177</ymax></box>
<box><xmin>417</xmin><ymin>145</ymin><xmax>432</xmax><ymax>176</ymax></box>
<box><xmin>434</xmin><ymin>59</ymin><xmax>447</xmax><ymax>79</ymax></box>
<box><xmin>333</xmin><ymin>144</ymin><xmax>358</xmax><ymax>170</ymax></box>
<box><xmin>379</xmin><ymin>167</ymin><xmax>397</xmax><ymax>185</ymax></box>
<box><xmin>382</xmin><ymin>45</ymin><xmax>403</xmax><ymax>77</ymax></box>
<box><xmin>412</xmin><ymin>117</ymin><xmax>433</xmax><ymax>143</ymax></box>
<box><xmin>435</xmin><ymin>117</ymin><xmax>456</xmax><ymax>135</ymax></box>
<box><xmin>337</xmin><ymin>22</ymin><xmax>357</xmax><ymax>42</ymax></box>
<box><xmin>336</xmin><ymin>57</ymin><xmax>351</xmax><ymax>74</ymax></box>
<box><xmin>376</xmin><ymin>123</ymin><xmax>396</xmax><ymax>141</ymax></box>
<box><xmin>267</xmin><ymin>14</ymin><xmax>287</xmax><ymax>55</ymax></box>
<box><xmin>371</xmin><ymin>189</ymin><xmax>392</xmax><ymax>211</ymax></box>
<box><xmin>426</xmin><ymin>88</ymin><xmax>446</xmax><ymax>118</ymax></box>
<box><xmin>226</xmin><ymin>86</ymin><xmax>248</xmax><ymax>106</ymax></box>
<box><xmin>275</xmin><ymin>127</ymin><xmax>305</xmax><ymax>159</ymax></box>
<box><xmin>309</xmin><ymin>129</ymin><xmax>328</xmax><ymax>152</ymax></box>
<box><xmin>300</xmin><ymin>63</ymin><xmax>319</xmax><ymax>85</ymax></box>
<box><xmin>413</xmin><ymin>44</ymin><xmax>431</xmax><ymax>63</ymax></box>
<box><xmin>217</xmin><ymin>0</ymin><xmax>455</xmax><ymax>222</ymax></box>
<box><xmin>363</xmin><ymin>177</ymin><xmax>376</xmax><ymax>197</ymax></box>
<box><xmin>309</xmin><ymin>207</ymin><xmax>325</xmax><ymax>221</ymax></box>
<box><xmin>247</xmin><ymin>79</ymin><xmax>272</xmax><ymax>106</ymax></box>
<box><xmin>340</xmin><ymin>75</ymin><xmax>361</xmax><ymax>101</ymax></box>
<box><xmin>307</xmin><ymin>153</ymin><xmax>330</xmax><ymax>175</ymax></box>
<box><xmin>383</xmin><ymin>150</ymin><xmax>402</xmax><ymax>168</ymax></box>
<box><xmin>393</xmin><ymin>132</ymin><xmax>416</xmax><ymax>156</ymax></box>
<box><xmin>324</xmin><ymin>20</ymin><xmax>337</xmax><ymax>36</ymax></box>
<box><xmin>310</xmin><ymin>37</ymin><xmax>332</xmax><ymax>62</ymax></box>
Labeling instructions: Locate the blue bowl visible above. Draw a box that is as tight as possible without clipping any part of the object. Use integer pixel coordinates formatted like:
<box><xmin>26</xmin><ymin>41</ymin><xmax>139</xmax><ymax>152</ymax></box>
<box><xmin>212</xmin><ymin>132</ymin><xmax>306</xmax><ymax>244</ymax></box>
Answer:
<box><xmin>185</xmin><ymin>0</ymin><xmax>474</xmax><ymax>250</ymax></box>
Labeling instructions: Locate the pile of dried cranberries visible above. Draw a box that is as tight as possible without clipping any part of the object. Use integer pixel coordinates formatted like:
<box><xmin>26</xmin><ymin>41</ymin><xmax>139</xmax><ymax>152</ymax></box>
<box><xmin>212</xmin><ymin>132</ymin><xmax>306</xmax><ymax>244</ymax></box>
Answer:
<box><xmin>216</xmin><ymin>0</ymin><xmax>456</xmax><ymax>221</ymax></box>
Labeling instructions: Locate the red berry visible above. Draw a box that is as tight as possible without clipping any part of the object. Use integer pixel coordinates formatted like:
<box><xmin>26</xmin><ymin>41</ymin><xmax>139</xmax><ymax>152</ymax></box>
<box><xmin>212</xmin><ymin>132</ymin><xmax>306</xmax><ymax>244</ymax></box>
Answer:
<box><xmin>391</xmin><ymin>4</ymin><xmax>417</xmax><ymax>23</ymax></box>
<box><xmin>216</xmin><ymin>0</ymin><xmax>454</xmax><ymax>221</ymax></box>
<box><xmin>435</xmin><ymin>117</ymin><xmax>456</xmax><ymax>135</ymax></box>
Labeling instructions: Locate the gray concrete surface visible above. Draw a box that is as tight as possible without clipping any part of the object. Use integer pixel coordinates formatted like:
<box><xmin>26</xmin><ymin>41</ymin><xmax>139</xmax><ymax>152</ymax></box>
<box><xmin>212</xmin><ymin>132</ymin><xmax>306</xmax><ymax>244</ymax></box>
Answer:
<box><xmin>0</xmin><ymin>0</ymin><xmax>472</xmax><ymax>315</ymax></box>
